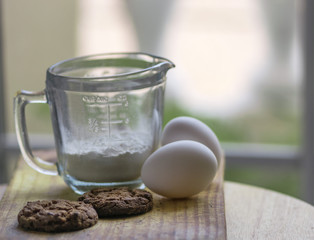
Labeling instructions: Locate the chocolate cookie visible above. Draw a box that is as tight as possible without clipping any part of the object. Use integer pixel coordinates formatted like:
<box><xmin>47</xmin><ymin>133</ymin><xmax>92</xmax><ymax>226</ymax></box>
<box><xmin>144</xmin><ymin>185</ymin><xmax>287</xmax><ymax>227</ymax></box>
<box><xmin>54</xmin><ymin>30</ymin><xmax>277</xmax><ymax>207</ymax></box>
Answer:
<box><xmin>78</xmin><ymin>187</ymin><xmax>153</xmax><ymax>217</ymax></box>
<box><xmin>18</xmin><ymin>199</ymin><xmax>98</xmax><ymax>232</ymax></box>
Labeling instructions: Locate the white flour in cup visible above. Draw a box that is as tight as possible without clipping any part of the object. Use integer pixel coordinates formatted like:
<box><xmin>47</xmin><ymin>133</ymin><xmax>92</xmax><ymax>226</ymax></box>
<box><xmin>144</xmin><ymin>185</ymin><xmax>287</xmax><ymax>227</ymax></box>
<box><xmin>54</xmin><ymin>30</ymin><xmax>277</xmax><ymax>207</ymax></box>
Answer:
<box><xmin>60</xmin><ymin>133</ymin><xmax>153</xmax><ymax>182</ymax></box>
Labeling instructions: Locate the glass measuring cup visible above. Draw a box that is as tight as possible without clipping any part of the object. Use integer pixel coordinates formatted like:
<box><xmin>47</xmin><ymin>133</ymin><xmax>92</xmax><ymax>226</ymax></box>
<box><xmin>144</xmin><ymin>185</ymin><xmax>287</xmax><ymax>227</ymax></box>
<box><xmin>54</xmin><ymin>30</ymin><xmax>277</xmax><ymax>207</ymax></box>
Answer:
<box><xmin>14</xmin><ymin>53</ymin><xmax>175</xmax><ymax>194</ymax></box>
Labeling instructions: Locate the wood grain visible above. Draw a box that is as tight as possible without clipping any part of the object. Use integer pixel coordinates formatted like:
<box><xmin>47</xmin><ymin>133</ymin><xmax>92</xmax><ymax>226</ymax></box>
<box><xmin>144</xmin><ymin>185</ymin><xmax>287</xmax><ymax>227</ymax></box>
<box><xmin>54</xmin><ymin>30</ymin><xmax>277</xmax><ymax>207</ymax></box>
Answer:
<box><xmin>225</xmin><ymin>182</ymin><xmax>314</xmax><ymax>240</ymax></box>
<box><xmin>0</xmin><ymin>151</ymin><xmax>226</xmax><ymax>240</ymax></box>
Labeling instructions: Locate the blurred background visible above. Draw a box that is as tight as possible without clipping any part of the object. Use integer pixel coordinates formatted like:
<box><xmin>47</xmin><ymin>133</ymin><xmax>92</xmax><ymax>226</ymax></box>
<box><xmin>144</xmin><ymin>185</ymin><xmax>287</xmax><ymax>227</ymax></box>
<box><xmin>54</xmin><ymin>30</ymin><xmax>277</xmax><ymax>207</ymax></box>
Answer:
<box><xmin>1</xmin><ymin>0</ymin><xmax>313</xmax><ymax>203</ymax></box>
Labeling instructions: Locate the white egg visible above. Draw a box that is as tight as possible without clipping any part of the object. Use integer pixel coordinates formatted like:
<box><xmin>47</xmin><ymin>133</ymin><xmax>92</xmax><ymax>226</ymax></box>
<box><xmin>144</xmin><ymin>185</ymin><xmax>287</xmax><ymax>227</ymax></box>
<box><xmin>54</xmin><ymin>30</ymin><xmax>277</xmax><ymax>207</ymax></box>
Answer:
<box><xmin>141</xmin><ymin>140</ymin><xmax>218</xmax><ymax>198</ymax></box>
<box><xmin>161</xmin><ymin>116</ymin><xmax>222</xmax><ymax>165</ymax></box>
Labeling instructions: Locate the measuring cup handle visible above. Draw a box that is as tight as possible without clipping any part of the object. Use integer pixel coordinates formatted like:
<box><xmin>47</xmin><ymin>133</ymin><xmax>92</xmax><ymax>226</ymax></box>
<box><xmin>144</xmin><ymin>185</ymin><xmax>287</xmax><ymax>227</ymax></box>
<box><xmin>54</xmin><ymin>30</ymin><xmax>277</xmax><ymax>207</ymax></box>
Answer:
<box><xmin>14</xmin><ymin>90</ymin><xmax>58</xmax><ymax>175</ymax></box>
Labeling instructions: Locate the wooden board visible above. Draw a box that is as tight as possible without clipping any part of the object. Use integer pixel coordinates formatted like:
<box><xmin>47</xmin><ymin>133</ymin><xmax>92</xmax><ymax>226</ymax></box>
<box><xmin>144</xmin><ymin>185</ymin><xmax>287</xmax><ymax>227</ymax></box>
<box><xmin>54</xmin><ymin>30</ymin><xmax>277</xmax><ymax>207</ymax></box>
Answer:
<box><xmin>0</xmin><ymin>151</ymin><xmax>226</xmax><ymax>239</ymax></box>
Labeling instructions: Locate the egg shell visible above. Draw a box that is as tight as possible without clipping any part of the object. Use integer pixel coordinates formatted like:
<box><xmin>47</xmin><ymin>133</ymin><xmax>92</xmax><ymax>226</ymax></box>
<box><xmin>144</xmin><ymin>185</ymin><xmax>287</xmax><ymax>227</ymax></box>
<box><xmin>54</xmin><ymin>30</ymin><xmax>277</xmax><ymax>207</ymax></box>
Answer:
<box><xmin>161</xmin><ymin>116</ymin><xmax>222</xmax><ymax>165</ymax></box>
<box><xmin>141</xmin><ymin>140</ymin><xmax>218</xmax><ymax>198</ymax></box>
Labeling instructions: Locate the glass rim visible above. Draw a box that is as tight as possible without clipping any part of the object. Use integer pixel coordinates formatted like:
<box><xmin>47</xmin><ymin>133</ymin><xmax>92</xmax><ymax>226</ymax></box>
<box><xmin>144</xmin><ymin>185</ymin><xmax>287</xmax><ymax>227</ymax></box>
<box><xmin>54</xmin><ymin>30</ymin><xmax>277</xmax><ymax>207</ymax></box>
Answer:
<box><xmin>47</xmin><ymin>52</ymin><xmax>175</xmax><ymax>80</ymax></box>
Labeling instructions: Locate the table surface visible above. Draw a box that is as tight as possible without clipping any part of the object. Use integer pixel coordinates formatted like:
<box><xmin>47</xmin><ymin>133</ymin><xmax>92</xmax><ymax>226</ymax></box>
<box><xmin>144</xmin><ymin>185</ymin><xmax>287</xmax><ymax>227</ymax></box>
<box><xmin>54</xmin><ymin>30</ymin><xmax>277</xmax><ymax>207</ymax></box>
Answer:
<box><xmin>1</xmin><ymin>153</ymin><xmax>314</xmax><ymax>240</ymax></box>
<box><xmin>1</xmin><ymin>181</ymin><xmax>313</xmax><ymax>239</ymax></box>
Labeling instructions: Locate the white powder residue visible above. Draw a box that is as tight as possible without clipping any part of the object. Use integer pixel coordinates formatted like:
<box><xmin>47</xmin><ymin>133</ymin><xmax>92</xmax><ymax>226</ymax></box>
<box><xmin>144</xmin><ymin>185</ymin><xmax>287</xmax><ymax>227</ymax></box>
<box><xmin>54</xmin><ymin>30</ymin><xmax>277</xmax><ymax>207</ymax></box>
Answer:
<box><xmin>60</xmin><ymin>132</ymin><xmax>153</xmax><ymax>182</ymax></box>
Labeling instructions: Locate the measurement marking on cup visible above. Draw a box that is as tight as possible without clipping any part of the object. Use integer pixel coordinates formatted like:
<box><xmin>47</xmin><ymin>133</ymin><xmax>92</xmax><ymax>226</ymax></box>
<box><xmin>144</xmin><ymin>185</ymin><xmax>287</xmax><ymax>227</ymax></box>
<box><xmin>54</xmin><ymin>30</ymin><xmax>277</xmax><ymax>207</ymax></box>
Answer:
<box><xmin>100</xmin><ymin>120</ymin><xmax>124</xmax><ymax>124</ymax></box>
<box><xmin>88</xmin><ymin>119</ymin><xmax>99</xmax><ymax>132</ymax></box>
<box><xmin>107</xmin><ymin>104</ymin><xmax>111</xmax><ymax>140</ymax></box>
<box><xmin>84</xmin><ymin>95</ymin><xmax>129</xmax><ymax>136</ymax></box>
<box><xmin>85</xmin><ymin>102</ymin><xmax>123</xmax><ymax>108</ymax></box>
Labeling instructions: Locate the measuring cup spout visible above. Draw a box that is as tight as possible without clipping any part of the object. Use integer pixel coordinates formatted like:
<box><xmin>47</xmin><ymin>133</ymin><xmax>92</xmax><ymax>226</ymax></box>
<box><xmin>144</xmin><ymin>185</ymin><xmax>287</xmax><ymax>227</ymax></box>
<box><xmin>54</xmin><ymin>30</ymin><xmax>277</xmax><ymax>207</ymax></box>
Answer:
<box><xmin>156</xmin><ymin>59</ymin><xmax>175</xmax><ymax>74</ymax></box>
